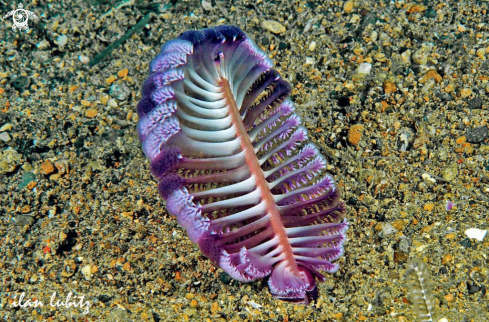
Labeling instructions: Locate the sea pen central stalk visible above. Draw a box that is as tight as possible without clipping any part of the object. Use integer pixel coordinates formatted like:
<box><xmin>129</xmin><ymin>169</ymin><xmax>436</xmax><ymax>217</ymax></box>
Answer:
<box><xmin>219</xmin><ymin>77</ymin><xmax>300</xmax><ymax>276</ymax></box>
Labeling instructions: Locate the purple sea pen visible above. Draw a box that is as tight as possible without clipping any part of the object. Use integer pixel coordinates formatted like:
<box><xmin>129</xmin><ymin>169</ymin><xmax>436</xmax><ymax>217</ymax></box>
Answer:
<box><xmin>137</xmin><ymin>25</ymin><xmax>348</xmax><ymax>304</ymax></box>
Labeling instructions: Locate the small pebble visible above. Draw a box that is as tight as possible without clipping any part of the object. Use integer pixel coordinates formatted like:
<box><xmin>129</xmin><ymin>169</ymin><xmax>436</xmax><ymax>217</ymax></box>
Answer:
<box><xmin>0</xmin><ymin>123</ymin><xmax>13</xmax><ymax>132</ymax></box>
<box><xmin>0</xmin><ymin>132</ymin><xmax>11</xmax><ymax>142</ymax></box>
<box><xmin>118</xmin><ymin>68</ymin><xmax>129</xmax><ymax>78</ymax></box>
<box><xmin>467</xmin><ymin>282</ymin><xmax>480</xmax><ymax>294</ymax></box>
<box><xmin>261</xmin><ymin>20</ymin><xmax>285</xmax><ymax>34</ymax></box>
<box><xmin>109</xmin><ymin>83</ymin><xmax>131</xmax><ymax>101</ymax></box>
<box><xmin>305</xmin><ymin>57</ymin><xmax>315</xmax><ymax>65</ymax></box>
<box><xmin>33</xmin><ymin>51</ymin><xmax>50</xmax><ymax>63</ymax></box>
<box><xmin>81</xmin><ymin>100</ymin><xmax>91</xmax><ymax>107</ymax></box>
<box><xmin>398</xmin><ymin>236</ymin><xmax>412</xmax><ymax>253</ymax></box>
<box><xmin>441</xmin><ymin>254</ymin><xmax>451</xmax><ymax>265</ymax></box>
<box><xmin>308</xmin><ymin>41</ymin><xmax>316</xmax><ymax>52</ymax></box>
<box><xmin>464</xmin><ymin>228</ymin><xmax>487</xmax><ymax>242</ymax></box>
<box><xmin>201</xmin><ymin>0</ymin><xmax>212</xmax><ymax>10</ymax></box>
<box><xmin>36</xmin><ymin>40</ymin><xmax>50</xmax><ymax>49</ymax></box>
<box><xmin>357</xmin><ymin>62</ymin><xmax>372</xmax><ymax>75</ymax></box>
<box><xmin>126</xmin><ymin>110</ymin><xmax>133</xmax><ymax>121</ymax></box>
<box><xmin>101</xmin><ymin>96</ymin><xmax>109</xmax><ymax>106</ymax></box>
<box><xmin>59</xmin><ymin>231</ymin><xmax>67</xmax><ymax>241</ymax></box>
<box><xmin>444</xmin><ymin>83</ymin><xmax>455</xmax><ymax>93</ymax></box>
<box><xmin>370</xmin><ymin>30</ymin><xmax>378</xmax><ymax>42</ymax></box>
<box><xmin>407</xmin><ymin>4</ymin><xmax>426</xmax><ymax>14</ymax></box>
<box><xmin>108</xmin><ymin>98</ymin><xmax>118</xmax><ymax>108</ymax></box>
<box><xmin>476</xmin><ymin>48</ymin><xmax>486</xmax><ymax>59</ymax></box>
<box><xmin>412</xmin><ymin>44</ymin><xmax>432</xmax><ymax>65</ymax></box>
<box><xmin>106</xmin><ymin>75</ymin><xmax>118</xmax><ymax>84</ymax></box>
<box><xmin>422</xmin><ymin>173</ymin><xmax>436</xmax><ymax>183</ymax></box>
<box><xmin>219</xmin><ymin>272</ymin><xmax>231</xmax><ymax>284</ymax></box>
<box><xmin>401</xmin><ymin>49</ymin><xmax>411</xmax><ymax>64</ymax></box>
<box><xmin>278</xmin><ymin>42</ymin><xmax>287</xmax><ymax>50</ymax></box>
<box><xmin>210</xmin><ymin>301</ymin><xmax>219</xmax><ymax>314</ymax></box>
<box><xmin>465</xmin><ymin>126</ymin><xmax>488</xmax><ymax>143</ymax></box>
<box><xmin>383</xmin><ymin>81</ymin><xmax>397</xmax><ymax>94</ymax></box>
<box><xmin>247</xmin><ymin>300</ymin><xmax>262</xmax><ymax>309</ymax></box>
<box><xmin>12</xmin><ymin>215</ymin><xmax>34</xmax><ymax>226</ymax></box>
<box><xmin>56</xmin><ymin>35</ymin><xmax>68</xmax><ymax>47</ymax></box>
<box><xmin>40</xmin><ymin>160</ymin><xmax>55</xmax><ymax>175</ymax></box>
<box><xmin>81</xmin><ymin>265</ymin><xmax>92</xmax><ymax>280</ymax></box>
<box><xmin>349</xmin><ymin>14</ymin><xmax>361</xmax><ymax>23</ymax></box>
<box><xmin>381</xmin><ymin>223</ymin><xmax>397</xmax><ymax>237</ymax></box>
<box><xmin>343</xmin><ymin>1</ymin><xmax>354</xmax><ymax>13</ymax></box>
<box><xmin>303</xmin><ymin>18</ymin><xmax>315</xmax><ymax>33</ymax></box>
<box><xmin>419</xmin><ymin>70</ymin><xmax>442</xmax><ymax>84</ymax></box>
<box><xmin>85</xmin><ymin>108</ymin><xmax>98</xmax><ymax>118</ymax></box>
<box><xmin>445</xmin><ymin>233</ymin><xmax>456</xmax><ymax>239</ymax></box>
<box><xmin>19</xmin><ymin>172</ymin><xmax>36</xmax><ymax>189</ymax></box>
<box><xmin>78</xmin><ymin>55</ymin><xmax>90</xmax><ymax>64</ymax></box>
<box><xmin>123</xmin><ymin>262</ymin><xmax>131</xmax><ymax>271</ymax></box>
<box><xmin>348</xmin><ymin>124</ymin><xmax>364</xmax><ymax>145</ymax></box>
<box><xmin>460</xmin><ymin>88</ymin><xmax>471</xmax><ymax>98</ymax></box>
<box><xmin>442</xmin><ymin>164</ymin><xmax>458</xmax><ymax>181</ymax></box>
<box><xmin>444</xmin><ymin>293</ymin><xmax>454</xmax><ymax>302</ymax></box>
<box><xmin>467</xmin><ymin>98</ymin><xmax>483</xmax><ymax>109</ymax></box>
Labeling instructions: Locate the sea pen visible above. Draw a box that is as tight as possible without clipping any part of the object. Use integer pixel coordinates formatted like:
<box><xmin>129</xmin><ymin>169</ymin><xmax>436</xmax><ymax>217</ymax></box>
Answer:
<box><xmin>405</xmin><ymin>257</ymin><xmax>439</xmax><ymax>321</ymax></box>
<box><xmin>137</xmin><ymin>25</ymin><xmax>348</xmax><ymax>304</ymax></box>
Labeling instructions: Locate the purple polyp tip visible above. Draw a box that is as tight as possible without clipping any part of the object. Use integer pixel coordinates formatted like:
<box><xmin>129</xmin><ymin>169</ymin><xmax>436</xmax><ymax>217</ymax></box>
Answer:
<box><xmin>137</xmin><ymin>25</ymin><xmax>348</xmax><ymax>305</ymax></box>
<box><xmin>150</xmin><ymin>147</ymin><xmax>182</xmax><ymax>178</ymax></box>
<box><xmin>268</xmin><ymin>263</ymin><xmax>317</xmax><ymax>304</ymax></box>
<box><xmin>136</xmin><ymin>96</ymin><xmax>155</xmax><ymax>117</ymax></box>
<box><xmin>158</xmin><ymin>174</ymin><xmax>184</xmax><ymax>199</ymax></box>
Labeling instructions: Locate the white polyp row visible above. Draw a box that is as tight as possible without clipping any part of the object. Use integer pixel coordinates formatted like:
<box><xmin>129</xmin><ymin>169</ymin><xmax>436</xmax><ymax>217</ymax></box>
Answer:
<box><xmin>252</xmin><ymin>115</ymin><xmax>301</xmax><ymax>152</ymax></box>
<box><xmin>216</xmin><ymin>214</ymin><xmax>271</xmax><ymax>245</ymax></box>
<box><xmin>179</xmin><ymin>123</ymin><xmax>236</xmax><ymax>142</ymax></box>
<box><xmin>248</xmin><ymin>101</ymin><xmax>293</xmax><ymax>141</ymax></box>
<box><xmin>272</xmin><ymin>174</ymin><xmax>334</xmax><ymax>203</ymax></box>
<box><xmin>263</xmin><ymin>144</ymin><xmax>318</xmax><ymax>178</ymax></box>
<box><xmin>258</xmin><ymin>128</ymin><xmax>307</xmax><ymax>164</ymax></box>
<box><xmin>267</xmin><ymin>157</ymin><xmax>326</xmax><ymax>190</ymax></box>
<box><xmin>211</xmin><ymin>200</ymin><xmax>267</xmax><ymax>228</ymax></box>
<box><xmin>192</xmin><ymin>175</ymin><xmax>256</xmax><ymax>199</ymax></box>
<box><xmin>185</xmin><ymin>66</ymin><xmax>221</xmax><ymax>93</ymax></box>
